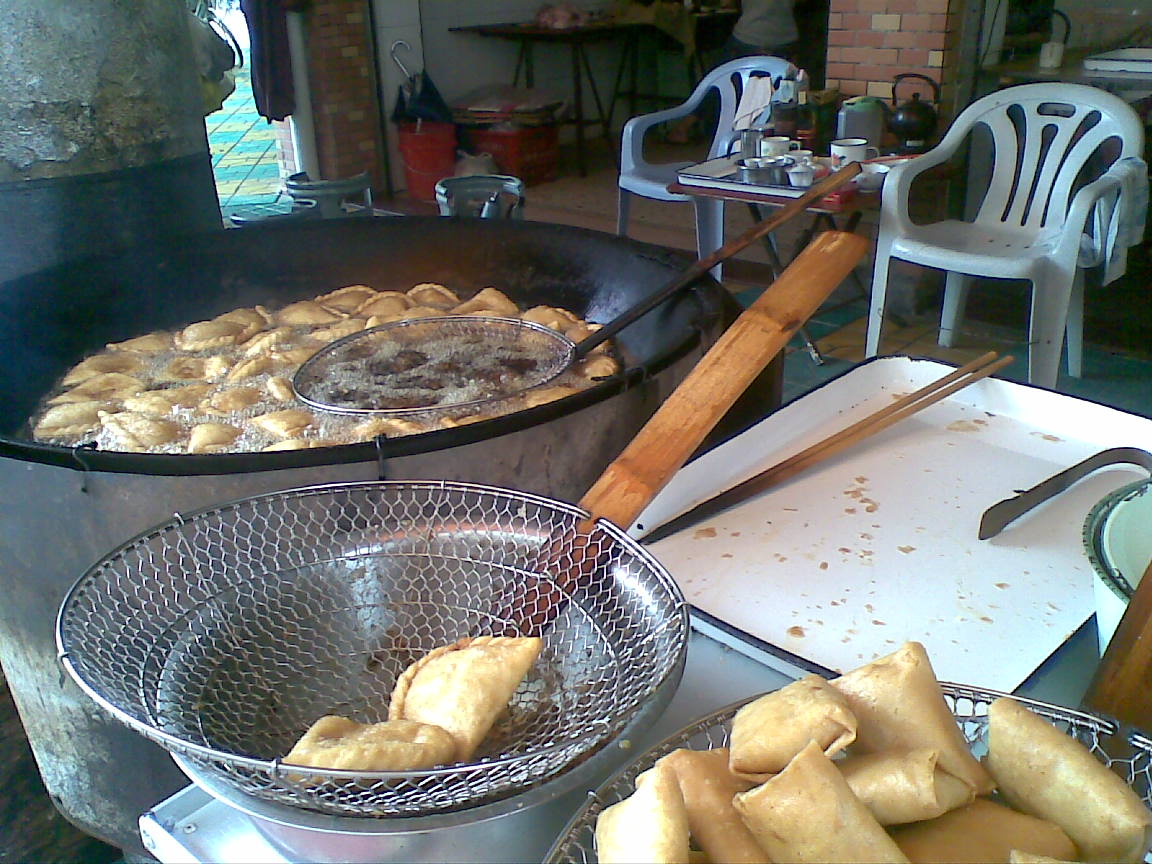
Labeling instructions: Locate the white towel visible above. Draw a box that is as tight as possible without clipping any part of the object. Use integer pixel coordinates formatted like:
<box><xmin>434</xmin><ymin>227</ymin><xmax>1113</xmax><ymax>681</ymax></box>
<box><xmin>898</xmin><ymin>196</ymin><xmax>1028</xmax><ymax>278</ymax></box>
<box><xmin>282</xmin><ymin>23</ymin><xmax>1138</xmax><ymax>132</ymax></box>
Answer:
<box><xmin>732</xmin><ymin>76</ymin><xmax>775</xmax><ymax>131</ymax></box>
<box><xmin>1080</xmin><ymin>156</ymin><xmax>1148</xmax><ymax>285</ymax></box>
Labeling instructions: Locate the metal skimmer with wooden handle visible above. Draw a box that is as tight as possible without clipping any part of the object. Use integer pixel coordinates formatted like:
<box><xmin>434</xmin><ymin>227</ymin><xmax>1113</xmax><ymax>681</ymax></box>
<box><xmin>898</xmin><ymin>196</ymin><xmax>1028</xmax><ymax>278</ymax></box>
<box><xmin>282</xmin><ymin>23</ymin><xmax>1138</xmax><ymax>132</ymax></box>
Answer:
<box><xmin>509</xmin><ymin>224</ymin><xmax>869</xmax><ymax>633</ymax></box>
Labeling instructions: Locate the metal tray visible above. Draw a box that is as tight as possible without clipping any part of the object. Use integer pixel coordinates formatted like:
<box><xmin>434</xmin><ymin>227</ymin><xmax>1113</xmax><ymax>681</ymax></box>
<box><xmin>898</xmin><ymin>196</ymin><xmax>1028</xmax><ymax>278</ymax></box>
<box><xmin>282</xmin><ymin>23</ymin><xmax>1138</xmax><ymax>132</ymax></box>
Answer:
<box><xmin>545</xmin><ymin>684</ymin><xmax>1152</xmax><ymax>863</ymax></box>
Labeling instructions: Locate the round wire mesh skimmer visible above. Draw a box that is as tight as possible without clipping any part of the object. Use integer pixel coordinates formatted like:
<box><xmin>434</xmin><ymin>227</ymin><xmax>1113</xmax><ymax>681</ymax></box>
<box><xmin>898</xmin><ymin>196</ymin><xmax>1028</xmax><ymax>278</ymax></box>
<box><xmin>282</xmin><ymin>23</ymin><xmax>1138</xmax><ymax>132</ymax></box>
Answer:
<box><xmin>55</xmin><ymin>481</ymin><xmax>688</xmax><ymax>820</ymax></box>
<box><xmin>291</xmin><ymin>316</ymin><xmax>578</xmax><ymax>416</ymax></box>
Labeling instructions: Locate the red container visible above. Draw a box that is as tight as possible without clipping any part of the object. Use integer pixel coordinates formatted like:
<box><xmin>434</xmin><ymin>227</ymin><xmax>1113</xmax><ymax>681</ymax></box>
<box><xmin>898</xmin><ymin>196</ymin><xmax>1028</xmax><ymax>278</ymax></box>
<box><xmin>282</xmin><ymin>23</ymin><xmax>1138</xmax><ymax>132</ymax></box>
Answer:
<box><xmin>396</xmin><ymin>122</ymin><xmax>457</xmax><ymax>202</ymax></box>
<box><xmin>465</xmin><ymin>124</ymin><xmax>559</xmax><ymax>186</ymax></box>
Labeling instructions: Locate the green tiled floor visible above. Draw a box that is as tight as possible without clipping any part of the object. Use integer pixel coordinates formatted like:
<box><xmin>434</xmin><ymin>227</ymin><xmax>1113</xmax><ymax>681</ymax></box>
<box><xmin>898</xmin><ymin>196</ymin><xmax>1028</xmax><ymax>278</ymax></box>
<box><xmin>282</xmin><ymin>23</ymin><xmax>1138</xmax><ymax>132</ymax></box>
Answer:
<box><xmin>207</xmin><ymin>67</ymin><xmax>286</xmax><ymax>222</ymax></box>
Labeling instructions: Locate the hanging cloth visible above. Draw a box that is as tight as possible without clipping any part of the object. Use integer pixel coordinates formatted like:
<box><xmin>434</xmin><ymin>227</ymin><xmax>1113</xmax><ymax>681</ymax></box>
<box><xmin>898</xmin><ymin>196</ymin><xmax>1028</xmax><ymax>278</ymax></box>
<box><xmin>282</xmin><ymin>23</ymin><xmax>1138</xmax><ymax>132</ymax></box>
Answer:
<box><xmin>240</xmin><ymin>0</ymin><xmax>296</xmax><ymax>122</ymax></box>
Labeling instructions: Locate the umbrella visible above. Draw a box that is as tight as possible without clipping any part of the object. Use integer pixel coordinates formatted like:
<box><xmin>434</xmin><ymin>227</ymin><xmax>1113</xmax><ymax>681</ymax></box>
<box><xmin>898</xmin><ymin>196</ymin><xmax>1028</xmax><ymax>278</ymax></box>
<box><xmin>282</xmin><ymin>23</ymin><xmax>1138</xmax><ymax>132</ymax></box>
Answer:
<box><xmin>390</xmin><ymin>40</ymin><xmax>452</xmax><ymax>125</ymax></box>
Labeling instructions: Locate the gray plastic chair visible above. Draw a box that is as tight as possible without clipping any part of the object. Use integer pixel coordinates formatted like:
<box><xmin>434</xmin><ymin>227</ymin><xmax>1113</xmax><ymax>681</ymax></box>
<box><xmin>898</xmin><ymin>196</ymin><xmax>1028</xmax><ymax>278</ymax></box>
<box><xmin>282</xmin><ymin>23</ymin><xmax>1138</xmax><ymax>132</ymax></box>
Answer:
<box><xmin>435</xmin><ymin>175</ymin><xmax>526</xmax><ymax>219</ymax></box>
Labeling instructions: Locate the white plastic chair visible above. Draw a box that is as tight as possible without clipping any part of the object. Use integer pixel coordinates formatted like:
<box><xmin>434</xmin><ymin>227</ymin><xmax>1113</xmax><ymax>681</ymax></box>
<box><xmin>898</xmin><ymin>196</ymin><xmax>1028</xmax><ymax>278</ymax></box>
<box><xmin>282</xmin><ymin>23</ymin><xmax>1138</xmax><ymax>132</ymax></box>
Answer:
<box><xmin>616</xmin><ymin>55</ymin><xmax>797</xmax><ymax>276</ymax></box>
<box><xmin>866</xmin><ymin>83</ymin><xmax>1146</xmax><ymax>389</ymax></box>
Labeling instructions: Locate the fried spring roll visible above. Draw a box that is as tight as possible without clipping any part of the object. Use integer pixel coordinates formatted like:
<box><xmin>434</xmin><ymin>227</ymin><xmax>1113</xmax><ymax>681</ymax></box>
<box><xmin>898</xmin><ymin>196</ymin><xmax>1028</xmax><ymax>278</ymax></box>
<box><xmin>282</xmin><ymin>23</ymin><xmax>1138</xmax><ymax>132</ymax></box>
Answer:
<box><xmin>838</xmin><ymin>748</ymin><xmax>975</xmax><ymax>826</ymax></box>
<box><xmin>595</xmin><ymin>763</ymin><xmax>690</xmax><ymax>864</ymax></box>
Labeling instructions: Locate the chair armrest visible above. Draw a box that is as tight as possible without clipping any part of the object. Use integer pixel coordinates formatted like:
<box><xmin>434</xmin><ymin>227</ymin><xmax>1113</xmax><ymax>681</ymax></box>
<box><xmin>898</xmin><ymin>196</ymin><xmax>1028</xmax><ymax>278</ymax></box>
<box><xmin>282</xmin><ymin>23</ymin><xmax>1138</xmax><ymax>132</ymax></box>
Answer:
<box><xmin>1054</xmin><ymin>170</ymin><xmax>1126</xmax><ymax>263</ymax></box>
<box><xmin>878</xmin><ymin>146</ymin><xmax>956</xmax><ymax>236</ymax></box>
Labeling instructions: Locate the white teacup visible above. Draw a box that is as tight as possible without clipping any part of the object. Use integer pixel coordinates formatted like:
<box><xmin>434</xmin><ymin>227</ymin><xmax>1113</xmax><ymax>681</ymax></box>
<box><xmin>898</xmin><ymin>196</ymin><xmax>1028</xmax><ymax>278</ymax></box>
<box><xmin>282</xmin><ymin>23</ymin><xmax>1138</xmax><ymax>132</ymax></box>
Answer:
<box><xmin>761</xmin><ymin>136</ymin><xmax>799</xmax><ymax>157</ymax></box>
<box><xmin>791</xmin><ymin>149</ymin><xmax>814</xmax><ymax>165</ymax></box>
<box><xmin>830</xmin><ymin>137</ymin><xmax>879</xmax><ymax>168</ymax></box>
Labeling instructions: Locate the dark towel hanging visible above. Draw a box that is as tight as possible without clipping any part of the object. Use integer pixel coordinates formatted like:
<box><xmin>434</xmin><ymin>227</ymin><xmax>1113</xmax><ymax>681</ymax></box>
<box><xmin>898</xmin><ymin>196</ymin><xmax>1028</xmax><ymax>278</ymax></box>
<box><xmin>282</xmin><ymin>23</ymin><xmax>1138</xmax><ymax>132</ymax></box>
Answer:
<box><xmin>239</xmin><ymin>0</ymin><xmax>296</xmax><ymax>122</ymax></box>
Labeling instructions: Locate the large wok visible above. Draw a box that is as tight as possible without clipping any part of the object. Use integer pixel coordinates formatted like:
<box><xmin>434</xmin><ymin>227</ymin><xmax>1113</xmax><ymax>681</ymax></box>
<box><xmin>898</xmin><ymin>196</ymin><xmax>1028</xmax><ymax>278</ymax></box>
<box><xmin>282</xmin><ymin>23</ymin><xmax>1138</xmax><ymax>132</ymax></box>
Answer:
<box><xmin>0</xmin><ymin>217</ymin><xmax>780</xmax><ymax>854</ymax></box>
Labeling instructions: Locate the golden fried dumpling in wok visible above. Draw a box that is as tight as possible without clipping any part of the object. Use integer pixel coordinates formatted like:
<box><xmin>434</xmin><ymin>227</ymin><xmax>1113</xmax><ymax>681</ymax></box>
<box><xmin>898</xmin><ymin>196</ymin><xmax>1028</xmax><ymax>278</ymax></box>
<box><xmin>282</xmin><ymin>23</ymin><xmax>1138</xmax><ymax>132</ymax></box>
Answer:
<box><xmin>350</xmin><ymin>416</ymin><xmax>426</xmax><ymax>440</ymax></box>
<box><xmin>284</xmin><ymin>716</ymin><xmax>456</xmax><ymax>772</ymax></box>
<box><xmin>201</xmin><ymin>386</ymin><xmax>262</xmax><ymax>415</ymax></box>
<box><xmin>266</xmin><ymin>376</ymin><xmax>296</xmax><ymax>403</ymax></box>
<box><xmin>366</xmin><ymin>306</ymin><xmax>443</xmax><ymax>328</ymax></box>
<box><xmin>261</xmin><ymin>437</ymin><xmax>334</xmax><ymax>451</ymax></box>
<box><xmin>452</xmin><ymin>287</ymin><xmax>519</xmax><ymax>317</ymax></box>
<box><xmin>32</xmin><ymin>401</ymin><xmax>110</xmax><ymax>441</ymax></box>
<box><xmin>389</xmin><ymin>636</ymin><xmax>542</xmax><ymax>763</ymax></box>
<box><xmin>187</xmin><ymin>422</ymin><xmax>242</xmax><ymax>454</ymax></box>
<box><xmin>241</xmin><ymin>326</ymin><xmax>293</xmax><ymax>357</ymax></box>
<box><xmin>225</xmin><ymin>355</ymin><xmax>273</xmax><ymax>383</ymax></box>
<box><xmin>175</xmin><ymin>318</ymin><xmax>246</xmax><ymax>352</ymax></box>
<box><xmin>99</xmin><ymin>411</ymin><xmax>182</xmax><ymax>450</ymax></box>
<box><xmin>520</xmin><ymin>385</ymin><xmax>578</xmax><ymax>409</ymax></box>
<box><xmin>215</xmin><ymin>307</ymin><xmax>271</xmax><ymax>342</ymax></box>
<box><xmin>576</xmin><ymin>355</ymin><xmax>620</xmax><ymax>380</ymax></box>
<box><xmin>315</xmin><ymin>284</ymin><xmax>377</xmax><ymax>314</ymax></box>
<box><xmin>106</xmin><ymin>331</ymin><xmax>174</xmax><ymax>354</ymax></box>
<box><xmin>308</xmin><ymin>318</ymin><xmax>366</xmax><ymax>345</ymax></box>
<box><xmin>61</xmin><ymin>352</ymin><xmax>145</xmax><ymax>387</ymax></box>
<box><xmin>251</xmin><ymin>409</ymin><xmax>314</xmax><ymax>439</ymax></box>
<box><xmin>49</xmin><ymin>373</ymin><xmax>145</xmax><ymax>404</ymax></box>
<box><xmin>275</xmin><ymin>300</ymin><xmax>344</xmax><ymax>326</ymax></box>
<box><xmin>123</xmin><ymin>384</ymin><xmax>213</xmax><ymax>416</ymax></box>
<box><xmin>271</xmin><ymin>346</ymin><xmax>319</xmax><ymax>369</ymax></box>
<box><xmin>355</xmin><ymin>291</ymin><xmax>411</xmax><ymax>319</ymax></box>
<box><xmin>407</xmin><ymin>282</ymin><xmax>458</xmax><ymax>309</ymax></box>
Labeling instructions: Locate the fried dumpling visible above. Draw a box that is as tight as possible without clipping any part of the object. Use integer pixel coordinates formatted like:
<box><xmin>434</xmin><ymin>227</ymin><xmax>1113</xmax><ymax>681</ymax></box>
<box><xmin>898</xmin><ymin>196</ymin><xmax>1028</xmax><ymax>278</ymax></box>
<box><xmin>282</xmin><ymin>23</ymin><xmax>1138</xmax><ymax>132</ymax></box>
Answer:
<box><xmin>61</xmin><ymin>352</ymin><xmax>144</xmax><ymax>387</ymax></box>
<box><xmin>32</xmin><ymin>401</ymin><xmax>110</xmax><ymax>441</ymax></box>
<box><xmin>308</xmin><ymin>318</ymin><xmax>366</xmax><ymax>345</ymax></box>
<box><xmin>520</xmin><ymin>305</ymin><xmax>574</xmax><ymax>331</ymax></box>
<box><xmin>520</xmin><ymin>385</ymin><xmax>578</xmax><ymax>408</ymax></box>
<box><xmin>276</xmin><ymin>300</ymin><xmax>344</xmax><ymax>326</ymax></box>
<box><xmin>188</xmin><ymin>422</ymin><xmax>242</xmax><ymax>454</ymax></box>
<box><xmin>124</xmin><ymin>384</ymin><xmax>213</xmax><ymax>416</ymax></box>
<box><xmin>99</xmin><ymin>411</ymin><xmax>182</xmax><ymax>450</ymax></box>
<box><xmin>157</xmin><ymin>357</ymin><xmax>210</xmax><ymax>383</ymax></box>
<box><xmin>389</xmin><ymin>635</ymin><xmax>542</xmax><ymax>762</ymax></box>
<box><xmin>271</xmin><ymin>346</ymin><xmax>318</xmax><ymax>369</ymax></box>
<box><xmin>366</xmin><ymin>305</ymin><xmax>443</xmax><ymax>327</ymax></box>
<box><xmin>241</xmin><ymin>326</ymin><xmax>293</xmax><ymax>357</ymax></box>
<box><xmin>837</xmin><ymin>748</ymin><xmax>976</xmax><ymax>826</ymax></box>
<box><xmin>452</xmin><ymin>287</ymin><xmax>519</xmax><ymax>317</ymax></box>
<box><xmin>106</xmin><ymin>331</ymin><xmax>174</xmax><ymax>354</ymax></box>
<box><xmin>350</xmin><ymin>416</ymin><xmax>426</xmax><ymax>440</ymax></box>
<box><xmin>889</xmin><ymin>798</ymin><xmax>1078</xmax><ymax>864</ymax></box>
<box><xmin>176</xmin><ymin>318</ymin><xmax>245</xmax><ymax>351</ymax></box>
<box><xmin>201</xmin><ymin>386</ymin><xmax>262</xmax><ymax>415</ymax></box>
<box><xmin>215</xmin><ymin>306</ymin><xmax>271</xmax><ymax>342</ymax></box>
<box><xmin>595</xmin><ymin>763</ymin><xmax>691</xmax><ymax>864</ymax></box>
<box><xmin>266</xmin><ymin>376</ymin><xmax>296</xmax><ymax>403</ymax></box>
<box><xmin>831</xmin><ymin>641</ymin><xmax>995</xmax><ymax>795</ymax></box>
<box><xmin>733</xmin><ymin>740</ymin><xmax>910</xmax><ymax>864</ymax></box>
<box><xmin>251</xmin><ymin>409</ymin><xmax>314</xmax><ymax>439</ymax></box>
<box><xmin>284</xmin><ymin>715</ymin><xmax>456</xmax><ymax>772</ymax></box>
<box><xmin>49</xmin><ymin>373</ymin><xmax>145</xmax><ymax>404</ymax></box>
<box><xmin>225</xmin><ymin>355</ymin><xmax>273</xmax><ymax>383</ymax></box>
<box><xmin>315</xmin><ymin>284</ymin><xmax>377</xmax><ymax>314</ymax></box>
<box><xmin>730</xmin><ymin>675</ymin><xmax>857</xmax><ymax>778</ymax></box>
<box><xmin>261</xmin><ymin>437</ymin><xmax>333</xmax><ymax>451</ymax></box>
<box><xmin>355</xmin><ymin>291</ymin><xmax>411</xmax><ymax>319</ymax></box>
<box><xmin>986</xmin><ymin>697</ymin><xmax>1152</xmax><ymax>863</ymax></box>
<box><xmin>407</xmin><ymin>282</ymin><xmax>458</xmax><ymax>309</ymax></box>
<box><xmin>576</xmin><ymin>355</ymin><xmax>620</xmax><ymax>380</ymax></box>
<box><xmin>657</xmin><ymin>748</ymin><xmax>767</xmax><ymax>864</ymax></box>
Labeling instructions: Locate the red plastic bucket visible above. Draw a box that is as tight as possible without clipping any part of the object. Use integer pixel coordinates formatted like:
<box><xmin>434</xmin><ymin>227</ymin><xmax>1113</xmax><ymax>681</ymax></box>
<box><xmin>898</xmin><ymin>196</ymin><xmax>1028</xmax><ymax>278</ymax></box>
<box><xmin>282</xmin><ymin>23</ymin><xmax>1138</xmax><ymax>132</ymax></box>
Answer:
<box><xmin>396</xmin><ymin>122</ymin><xmax>457</xmax><ymax>202</ymax></box>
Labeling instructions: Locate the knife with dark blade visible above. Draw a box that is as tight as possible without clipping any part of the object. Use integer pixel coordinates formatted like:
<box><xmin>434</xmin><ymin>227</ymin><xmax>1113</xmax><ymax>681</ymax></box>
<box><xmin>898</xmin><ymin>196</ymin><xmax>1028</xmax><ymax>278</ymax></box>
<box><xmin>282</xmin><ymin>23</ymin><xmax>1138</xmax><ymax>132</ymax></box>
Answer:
<box><xmin>977</xmin><ymin>446</ymin><xmax>1152</xmax><ymax>540</ymax></box>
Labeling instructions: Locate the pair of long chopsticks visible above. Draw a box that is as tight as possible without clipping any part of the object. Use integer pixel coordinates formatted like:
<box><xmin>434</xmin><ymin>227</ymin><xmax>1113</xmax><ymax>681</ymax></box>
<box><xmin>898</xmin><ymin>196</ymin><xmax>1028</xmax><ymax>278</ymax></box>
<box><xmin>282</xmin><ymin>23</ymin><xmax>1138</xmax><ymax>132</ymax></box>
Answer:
<box><xmin>641</xmin><ymin>351</ymin><xmax>1014</xmax><ymax>543</ymax></box>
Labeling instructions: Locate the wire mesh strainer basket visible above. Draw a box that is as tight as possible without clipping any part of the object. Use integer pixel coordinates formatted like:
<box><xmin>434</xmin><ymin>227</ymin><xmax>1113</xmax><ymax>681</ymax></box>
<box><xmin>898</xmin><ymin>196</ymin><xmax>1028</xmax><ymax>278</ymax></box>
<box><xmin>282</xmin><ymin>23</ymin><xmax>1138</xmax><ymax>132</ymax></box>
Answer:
<box><xmin>56</xmin><ymin>481</ymin><xmax>688</xmax><ymax>819</ymax></box>
<box><xmin>545</xmin><ymin>684</ymin><xmax>1152</xmax><ymax>863</ymax></box>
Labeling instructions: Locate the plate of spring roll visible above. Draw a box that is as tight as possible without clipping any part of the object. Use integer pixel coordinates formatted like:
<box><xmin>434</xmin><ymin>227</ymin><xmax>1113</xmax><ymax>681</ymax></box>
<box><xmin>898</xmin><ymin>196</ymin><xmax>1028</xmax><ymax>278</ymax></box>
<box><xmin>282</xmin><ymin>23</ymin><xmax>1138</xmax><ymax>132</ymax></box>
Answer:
<box><xmin>546</xmin><ymin>641</ymin><xmax>1152</xmax><ymax>864</ymax></box>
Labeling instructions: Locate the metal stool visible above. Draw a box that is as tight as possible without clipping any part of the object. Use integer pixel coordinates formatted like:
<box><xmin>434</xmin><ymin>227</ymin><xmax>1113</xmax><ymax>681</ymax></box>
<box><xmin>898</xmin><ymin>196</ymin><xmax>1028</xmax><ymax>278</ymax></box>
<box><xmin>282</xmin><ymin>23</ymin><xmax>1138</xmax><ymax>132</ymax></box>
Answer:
<box><xmin>435</xmin><ymin>175</ymin><xmax>525</xmax><ymax>219</ymax></box>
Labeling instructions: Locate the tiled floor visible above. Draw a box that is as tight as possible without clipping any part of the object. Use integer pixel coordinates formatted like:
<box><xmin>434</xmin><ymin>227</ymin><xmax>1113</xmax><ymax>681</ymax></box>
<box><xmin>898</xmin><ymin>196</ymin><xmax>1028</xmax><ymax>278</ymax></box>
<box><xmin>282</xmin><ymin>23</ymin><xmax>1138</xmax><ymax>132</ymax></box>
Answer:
<box><xmin>206</xmin><ymin>67</ymin><xmax>286</xmax><ymax>223</ymax></box>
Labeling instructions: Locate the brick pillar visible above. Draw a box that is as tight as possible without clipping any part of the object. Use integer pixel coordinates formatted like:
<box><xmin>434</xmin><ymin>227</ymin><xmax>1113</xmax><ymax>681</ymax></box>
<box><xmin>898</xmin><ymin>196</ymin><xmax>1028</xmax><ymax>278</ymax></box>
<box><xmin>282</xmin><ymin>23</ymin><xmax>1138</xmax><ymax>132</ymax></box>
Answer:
<box><xmin>825</xmin><ymin>0</ymin><xmax>955</xmax><ymax>111</ymax></box>
<box><xmin>301</xmin><ymin>0</ymin><xmax>385</xmax><ymax>190</ymax></box>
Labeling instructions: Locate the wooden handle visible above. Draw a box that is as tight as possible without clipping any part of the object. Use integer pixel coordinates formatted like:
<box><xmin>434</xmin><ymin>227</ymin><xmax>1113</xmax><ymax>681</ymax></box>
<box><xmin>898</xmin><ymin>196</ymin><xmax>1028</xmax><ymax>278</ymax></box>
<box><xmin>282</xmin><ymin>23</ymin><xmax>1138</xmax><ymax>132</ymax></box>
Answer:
<box><xmin>1084</xmin><ymin>556</ymin><xmax>1152</xmax><ymax>730</ymax></box>
<box><xmin>579</xmin><ymin>229</ymin><xmax>869</xmax><ymax>529</ymax></box>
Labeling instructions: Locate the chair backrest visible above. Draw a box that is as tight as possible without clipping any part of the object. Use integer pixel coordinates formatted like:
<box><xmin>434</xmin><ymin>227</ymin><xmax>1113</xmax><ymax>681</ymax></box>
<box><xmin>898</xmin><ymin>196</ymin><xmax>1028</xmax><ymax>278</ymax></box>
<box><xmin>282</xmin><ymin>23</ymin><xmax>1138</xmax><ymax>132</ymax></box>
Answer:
<box><xmin>940</xmin><ymin>83</ymin><xmax>1144</xmax><ymax>234</ymax></box>
<box><xmin>690</xmin><ymin>55</ymin><xmax>798</xmax><ymax>160</ymax></box>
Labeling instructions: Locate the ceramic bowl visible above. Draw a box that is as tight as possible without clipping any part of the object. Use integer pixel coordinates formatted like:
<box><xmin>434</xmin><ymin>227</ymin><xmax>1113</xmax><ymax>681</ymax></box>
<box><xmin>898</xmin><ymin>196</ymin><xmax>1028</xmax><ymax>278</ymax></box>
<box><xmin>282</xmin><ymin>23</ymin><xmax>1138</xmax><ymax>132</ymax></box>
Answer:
<box><xmin>1083</xmin><ymin>478</ymin><xmax>1152</xmax><ymax>655</ymax></box>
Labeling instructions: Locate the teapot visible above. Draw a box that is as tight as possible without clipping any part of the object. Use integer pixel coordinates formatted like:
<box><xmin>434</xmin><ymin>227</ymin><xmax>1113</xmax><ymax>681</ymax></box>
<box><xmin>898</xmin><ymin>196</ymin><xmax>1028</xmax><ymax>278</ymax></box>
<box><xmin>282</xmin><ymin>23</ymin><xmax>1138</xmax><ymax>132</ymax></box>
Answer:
<box><xmin>889</xmin><ymin>73</ymin><xmax>940</xmax><ymax>154</ymax></box>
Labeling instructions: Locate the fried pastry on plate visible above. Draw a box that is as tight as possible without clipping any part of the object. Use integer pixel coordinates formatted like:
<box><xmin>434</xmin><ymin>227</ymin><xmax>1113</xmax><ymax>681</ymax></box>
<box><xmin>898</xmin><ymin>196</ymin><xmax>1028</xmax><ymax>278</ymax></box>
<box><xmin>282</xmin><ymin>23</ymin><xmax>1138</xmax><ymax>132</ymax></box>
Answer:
<box><xmin>986</xmin><ymin>697</ymin><xmax>1152</xmax><ymax>863</ymax></box>
<box><xmin>389</xmin><ymin>635</ymin><xmax>542</xmax><ymax>762</ymax></box>
<box><xmin>730</xmin><ymin>674</ymin><xmax>857</xmax><ymax>777</ymax></box>
<box><xmin>284</xmin><ymin>715</ymin><xmax>456</xmax><ymax>772</ymax></box>
<box><xmin>831</xmin><ymin>641</ymin><xmax>995</xmax><ymax>795</ymax></box>
<box><xmin>595</xmin><ymin>762</ymin><xmax>690</xmax><ymax>864</ymax></box>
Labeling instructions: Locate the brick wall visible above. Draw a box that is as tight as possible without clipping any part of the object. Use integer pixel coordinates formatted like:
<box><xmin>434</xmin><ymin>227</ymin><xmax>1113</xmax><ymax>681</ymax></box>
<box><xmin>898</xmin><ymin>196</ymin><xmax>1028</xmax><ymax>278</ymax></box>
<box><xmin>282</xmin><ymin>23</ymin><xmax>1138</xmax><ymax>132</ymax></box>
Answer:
<box><xmin>302</xmin><ymin>0</ymin><xmax>385</xmax><ymax>190</ymax></box>
<box><xmin>824</xmin><ymin>0</ymin><xmax>956</xmax><ymax>107</ymax></box>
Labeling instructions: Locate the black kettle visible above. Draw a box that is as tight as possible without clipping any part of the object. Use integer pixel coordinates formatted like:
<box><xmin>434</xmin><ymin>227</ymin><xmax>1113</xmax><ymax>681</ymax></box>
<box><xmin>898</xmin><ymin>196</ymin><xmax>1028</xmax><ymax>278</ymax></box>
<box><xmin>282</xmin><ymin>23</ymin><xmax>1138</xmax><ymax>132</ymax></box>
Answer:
<box><xmin>889</xmin><ymin>73</ymin><xmax>940</xmax><ymax>154</ymax></box>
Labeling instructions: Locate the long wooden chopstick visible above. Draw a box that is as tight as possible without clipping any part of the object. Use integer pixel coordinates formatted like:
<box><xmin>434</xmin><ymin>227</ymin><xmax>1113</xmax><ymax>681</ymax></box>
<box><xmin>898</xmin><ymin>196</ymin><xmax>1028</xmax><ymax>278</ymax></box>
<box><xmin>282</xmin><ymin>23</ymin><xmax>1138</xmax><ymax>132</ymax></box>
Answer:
<box><xmin>642</xmin><ymin>351</ymin><xmax>1014</xmax><ymax>543</ymax></box>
